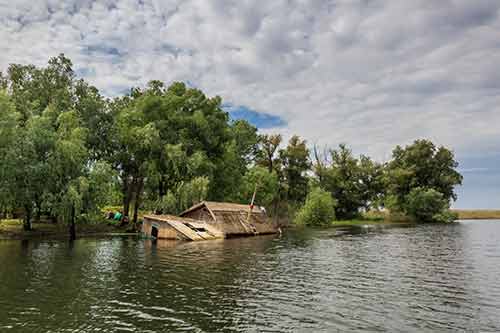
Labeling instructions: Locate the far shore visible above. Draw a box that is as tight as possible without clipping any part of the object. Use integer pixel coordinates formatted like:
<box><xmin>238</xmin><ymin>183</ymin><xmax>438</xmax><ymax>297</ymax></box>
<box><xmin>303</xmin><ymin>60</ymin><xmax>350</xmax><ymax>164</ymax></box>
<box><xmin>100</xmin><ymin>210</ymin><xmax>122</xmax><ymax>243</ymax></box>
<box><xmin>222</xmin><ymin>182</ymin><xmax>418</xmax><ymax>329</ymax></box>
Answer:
<box><xmin>452</xmin><ymin>210</ymin><xmax>500</xmax><ymax>220</ymax></box>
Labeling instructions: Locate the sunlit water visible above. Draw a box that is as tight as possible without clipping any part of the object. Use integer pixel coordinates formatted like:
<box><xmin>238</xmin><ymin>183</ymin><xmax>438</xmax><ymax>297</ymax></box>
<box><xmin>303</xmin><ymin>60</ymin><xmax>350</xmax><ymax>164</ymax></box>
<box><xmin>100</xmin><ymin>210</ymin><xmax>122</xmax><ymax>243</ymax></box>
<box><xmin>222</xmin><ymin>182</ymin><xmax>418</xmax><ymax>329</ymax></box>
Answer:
<box><xmin>1</xmin><ymin>220</ymin><xmax>500</xmax><ymax>332</ymax></box>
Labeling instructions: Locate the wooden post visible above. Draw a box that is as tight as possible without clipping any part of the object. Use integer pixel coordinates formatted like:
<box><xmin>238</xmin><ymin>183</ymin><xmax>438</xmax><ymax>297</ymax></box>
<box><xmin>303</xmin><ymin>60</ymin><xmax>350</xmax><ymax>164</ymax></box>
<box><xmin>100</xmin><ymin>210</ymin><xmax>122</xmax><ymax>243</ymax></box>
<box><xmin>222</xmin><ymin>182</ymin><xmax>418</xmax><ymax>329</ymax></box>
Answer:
<box><xmin>246</xmin><ymin>183</ymin><xmax>258</xmax><ymax>225</ymax></box>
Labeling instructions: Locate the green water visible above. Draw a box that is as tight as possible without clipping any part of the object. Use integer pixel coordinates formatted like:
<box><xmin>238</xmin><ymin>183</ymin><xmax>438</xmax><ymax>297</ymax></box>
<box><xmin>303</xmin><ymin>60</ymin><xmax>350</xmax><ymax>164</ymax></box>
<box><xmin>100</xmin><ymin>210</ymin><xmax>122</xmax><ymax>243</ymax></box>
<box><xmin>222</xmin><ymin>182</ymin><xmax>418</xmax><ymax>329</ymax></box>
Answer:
<box><xmin>1</xmin><ymin>221</ymin><xmax>499</xmax><ymax>332</ymax></box>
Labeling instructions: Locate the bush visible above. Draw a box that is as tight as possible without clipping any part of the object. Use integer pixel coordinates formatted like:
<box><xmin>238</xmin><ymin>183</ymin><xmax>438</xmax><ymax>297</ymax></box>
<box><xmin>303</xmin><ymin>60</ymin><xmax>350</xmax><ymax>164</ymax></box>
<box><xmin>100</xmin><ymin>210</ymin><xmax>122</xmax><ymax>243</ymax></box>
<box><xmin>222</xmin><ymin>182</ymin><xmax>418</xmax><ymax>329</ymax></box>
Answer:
<box><xmin>294</xmin><ymin>187</ymin><xmax>336</xmax><ymax>226</ymax></box>
<box><xmin>404</xmin><ymin>187</ymin><xmax>451</xmax><ymax>223</ymax></box>
<box><xmin>432</xmin><ymin>209</ymin><xmax>458</xmax><ymax>223</ymax></box>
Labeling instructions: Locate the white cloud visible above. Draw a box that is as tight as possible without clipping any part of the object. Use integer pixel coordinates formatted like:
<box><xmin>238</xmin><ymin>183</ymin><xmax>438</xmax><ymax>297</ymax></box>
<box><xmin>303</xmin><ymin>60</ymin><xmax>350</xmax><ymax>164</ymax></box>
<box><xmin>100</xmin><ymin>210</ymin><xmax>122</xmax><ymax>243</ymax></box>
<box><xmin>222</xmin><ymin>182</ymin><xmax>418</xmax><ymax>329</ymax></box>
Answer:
<box><xmin>1</xmin><ymin>0</ymin><xmax>500</xmax><ymax>162</ymax></box>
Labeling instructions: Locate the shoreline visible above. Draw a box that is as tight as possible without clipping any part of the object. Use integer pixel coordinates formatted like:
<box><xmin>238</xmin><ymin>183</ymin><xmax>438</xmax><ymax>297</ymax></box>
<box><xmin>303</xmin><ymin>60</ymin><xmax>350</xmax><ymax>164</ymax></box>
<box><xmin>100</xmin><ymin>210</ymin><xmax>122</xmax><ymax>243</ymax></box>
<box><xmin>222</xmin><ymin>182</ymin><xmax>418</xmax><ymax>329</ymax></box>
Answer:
<box><xmin>0</xmin><ymin>220</ymin><xmax>136</xmax><ymax>240</ymax></box>
<box><xmin>2</xmin><ymin>217</ymin><xmax>497</xmax><ymax>241</ymax></box>
<box><xmin>452</xmin><ymin>210</ymin><xmax>500</xmax><ymax>220</ymax></box>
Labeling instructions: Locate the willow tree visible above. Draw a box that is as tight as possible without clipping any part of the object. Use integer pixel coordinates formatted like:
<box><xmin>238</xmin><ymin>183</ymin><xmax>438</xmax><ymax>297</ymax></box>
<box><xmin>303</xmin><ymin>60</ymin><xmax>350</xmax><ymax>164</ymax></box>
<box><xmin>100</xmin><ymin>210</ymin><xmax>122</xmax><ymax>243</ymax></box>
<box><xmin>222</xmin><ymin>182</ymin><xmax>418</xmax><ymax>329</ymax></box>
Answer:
<box><xmin>0</xmin><ymin>92</ymin><xmax>19</xmax><ymax>218</ymax></box>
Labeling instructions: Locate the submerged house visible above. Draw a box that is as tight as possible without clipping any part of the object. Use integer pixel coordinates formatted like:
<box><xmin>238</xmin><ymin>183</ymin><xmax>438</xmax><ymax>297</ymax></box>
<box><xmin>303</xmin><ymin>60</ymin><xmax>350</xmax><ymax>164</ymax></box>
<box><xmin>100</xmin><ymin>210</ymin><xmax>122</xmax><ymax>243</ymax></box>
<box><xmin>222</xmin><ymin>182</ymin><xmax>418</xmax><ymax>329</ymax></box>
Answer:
<box><xmin>142</xmin><ymin>201</ymin><xmax>278</xmax><ymax>241</ymax></box>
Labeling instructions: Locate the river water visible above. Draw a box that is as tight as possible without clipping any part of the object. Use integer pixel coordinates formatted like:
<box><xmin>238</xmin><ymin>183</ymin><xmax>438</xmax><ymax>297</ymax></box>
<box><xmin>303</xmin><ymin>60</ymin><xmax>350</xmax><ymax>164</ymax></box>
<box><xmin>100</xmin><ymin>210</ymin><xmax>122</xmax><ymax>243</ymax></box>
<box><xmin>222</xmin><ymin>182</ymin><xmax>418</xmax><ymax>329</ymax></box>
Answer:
<box><xmin>1</xmin><ymin>220</ymin><xmax>500</xmax><ymax>332</ymax></box>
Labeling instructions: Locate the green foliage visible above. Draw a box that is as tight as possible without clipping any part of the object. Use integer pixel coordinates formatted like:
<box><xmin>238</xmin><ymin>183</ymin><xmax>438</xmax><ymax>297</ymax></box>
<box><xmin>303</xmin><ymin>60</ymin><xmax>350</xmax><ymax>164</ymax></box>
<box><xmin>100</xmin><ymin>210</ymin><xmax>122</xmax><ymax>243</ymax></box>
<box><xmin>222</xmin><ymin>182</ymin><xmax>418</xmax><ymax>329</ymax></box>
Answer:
<box><xmin>238</xmin><ymin>166</ymin><xmax>279</xmax><ymax>209</ymax></box>
<box><xmin>280</xmin><ymin>135</ymin><xmax>310</xmax><ymax>204</ymax></box>
<box><xmin>386</xmin><ymin>139</ymin><xmax>462</xmax><ymax>207</ymax></box>
<box><xmin>404</xmin><ymin>187</ymin><xmax>454</xmax><ymax>223</ymax></box>
<box><xmin>316</xmin><ymin>144</ymin><xmax>384</xmax><ymax>219</ymax></box>
<box><xmin>385</xmin><ymin>140</ymin><xmax>462</xmax><ymax>223</ymax></box>
<box><xmin>231</xmin><ymin>120</ymin><xmax>259</xmax><ymax>165</ymax></box>
<box><xmin>151</xmin><ymin>176</ymin><xmax>209</xmax><ymax>215</ymax></box>
<box><xmin>177</xmin><ymin>177</ymin><xmax>210</xmax><ymax>213</ymax></box>
<box><xmin>432</xmin><ymin>209</ymin><xmax>459</xmax><ymax>224</ymax></box>
<box><xmin>0</xmin><ymin>92</ymin><xmax>20</xmax><ymax>212</ymax></box>
<box><xmin>0</xmin><ymin>55</ymin><xmax>466</xmax><ymax>235</ymax></box>
<box><xmin>294</xmin><ymin>187</ymin><xmax>336</xmax><ymax>226</ymax></box>
<box><xmin>256</xmin><ymin>134</ymin><xmax>282</xmax><ymax>173</ymax></box>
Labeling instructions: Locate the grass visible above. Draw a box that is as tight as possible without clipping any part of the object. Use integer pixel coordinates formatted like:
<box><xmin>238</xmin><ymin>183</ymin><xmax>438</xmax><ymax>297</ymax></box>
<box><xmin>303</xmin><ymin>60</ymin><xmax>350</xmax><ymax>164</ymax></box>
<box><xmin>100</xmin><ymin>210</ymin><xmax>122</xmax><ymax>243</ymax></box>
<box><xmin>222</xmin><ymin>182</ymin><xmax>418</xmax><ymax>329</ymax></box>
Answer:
<box><xmin>452</xmin><ymin>209</ymin><xmax>500</xmax><ymax>220</ymax></box>
<box><xmin>330</xmin><ymin>217</ymin><xmax>415</xmax><ymax>227</ymax></box>
<box><xmin>0</xmin><ymin>218</ymin><xmax>131</xmax><ymax>239</ymax></box>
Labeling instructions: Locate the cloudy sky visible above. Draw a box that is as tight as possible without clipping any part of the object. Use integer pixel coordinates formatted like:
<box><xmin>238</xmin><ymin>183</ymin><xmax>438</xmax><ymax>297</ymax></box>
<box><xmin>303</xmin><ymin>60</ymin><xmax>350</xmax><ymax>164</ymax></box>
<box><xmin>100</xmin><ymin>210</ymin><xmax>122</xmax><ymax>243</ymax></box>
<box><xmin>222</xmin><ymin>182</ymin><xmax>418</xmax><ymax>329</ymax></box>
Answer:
<box><xmin>1</xmin><ymin>0</ymin><xmax>499</xmax><ymax>208</ymax></box>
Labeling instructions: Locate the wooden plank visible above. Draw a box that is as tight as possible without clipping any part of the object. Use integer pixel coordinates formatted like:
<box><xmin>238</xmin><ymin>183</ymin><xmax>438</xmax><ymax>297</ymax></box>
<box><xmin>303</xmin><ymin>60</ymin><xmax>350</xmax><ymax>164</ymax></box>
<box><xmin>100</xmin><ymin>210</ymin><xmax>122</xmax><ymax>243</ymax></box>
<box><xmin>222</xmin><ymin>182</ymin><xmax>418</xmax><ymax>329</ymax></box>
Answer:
<box><xmin>143</xmin><ymin>215</ymin><xmax>225</xmax><ymax>240</ymax></box>
<box><xmin>166</xmin><ymin>220</ymin><xmax>204</xmax><ymax>241</ymax></box>
<box><xmin>199</xmin><ymin>223</ymin><xmax>224</xmax><ymax>239</ymax></box>
<box><xmin>196</xmin><ymin>231</ymin><xmax>215</xmax><ymax>240</ymax></box>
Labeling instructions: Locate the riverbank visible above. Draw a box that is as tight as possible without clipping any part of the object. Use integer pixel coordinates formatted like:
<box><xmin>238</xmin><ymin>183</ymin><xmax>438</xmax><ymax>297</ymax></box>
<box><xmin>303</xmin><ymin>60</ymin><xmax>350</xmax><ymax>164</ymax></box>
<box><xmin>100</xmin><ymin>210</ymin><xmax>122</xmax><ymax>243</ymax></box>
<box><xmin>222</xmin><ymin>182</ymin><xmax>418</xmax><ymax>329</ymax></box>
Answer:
<box><xmin>0</xmin><ymin>219</ymin><xmax>134</xmax><ymax>240</ymax></box>
<box><xmin>328</xmin><ymin>219</ymin><xmax>415</xmax><ymax>227</ymax></box>
<box><xmin>452</xmin><ymin>210</ymin><xmax>500</xmax><ymax>220</ymax></box>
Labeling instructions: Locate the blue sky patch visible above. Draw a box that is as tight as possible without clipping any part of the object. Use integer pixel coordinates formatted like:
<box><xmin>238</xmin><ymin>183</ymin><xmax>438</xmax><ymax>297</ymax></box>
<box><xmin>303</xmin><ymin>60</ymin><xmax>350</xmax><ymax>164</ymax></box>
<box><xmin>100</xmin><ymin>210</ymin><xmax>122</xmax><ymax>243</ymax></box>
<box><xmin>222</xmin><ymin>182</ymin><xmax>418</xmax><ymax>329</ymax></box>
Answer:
<box><xmin>223</xmin><ymin>104</ymin><xmax>286</xmax><ymax>129</ymax></box>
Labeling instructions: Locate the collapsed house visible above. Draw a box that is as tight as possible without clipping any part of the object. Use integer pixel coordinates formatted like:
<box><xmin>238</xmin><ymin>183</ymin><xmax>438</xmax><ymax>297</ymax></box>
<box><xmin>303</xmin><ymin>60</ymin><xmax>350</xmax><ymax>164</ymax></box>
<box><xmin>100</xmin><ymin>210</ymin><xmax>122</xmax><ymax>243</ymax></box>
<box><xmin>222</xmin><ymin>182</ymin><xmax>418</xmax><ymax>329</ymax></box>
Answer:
<box><xmin>142</xmin><ymin>201</ymin><xmax>278</xmax><ymax>241</ymax></box>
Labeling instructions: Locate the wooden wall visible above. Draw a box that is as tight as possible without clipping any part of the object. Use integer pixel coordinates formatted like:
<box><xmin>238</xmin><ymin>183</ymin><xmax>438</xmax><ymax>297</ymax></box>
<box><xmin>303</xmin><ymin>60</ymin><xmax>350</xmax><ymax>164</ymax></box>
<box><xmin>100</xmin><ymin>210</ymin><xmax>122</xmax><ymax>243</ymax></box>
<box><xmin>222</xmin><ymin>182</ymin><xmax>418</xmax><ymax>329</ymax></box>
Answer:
<box><xmin>183</xmin><ymin>208</ymin><xmax>213</xmax><ymax>222</ymax></box>
<box><xmin>142</xmin><ymin>218</ymin><xmax>180</xmax><ymax>240</ymax></box>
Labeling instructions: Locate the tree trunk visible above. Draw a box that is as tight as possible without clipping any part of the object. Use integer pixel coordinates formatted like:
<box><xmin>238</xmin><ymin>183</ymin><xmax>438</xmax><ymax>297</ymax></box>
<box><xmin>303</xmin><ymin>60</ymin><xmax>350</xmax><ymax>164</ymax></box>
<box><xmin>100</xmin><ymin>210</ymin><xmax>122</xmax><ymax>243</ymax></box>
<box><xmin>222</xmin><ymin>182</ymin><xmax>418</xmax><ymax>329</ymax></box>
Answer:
<box><xmin>133</xmin><ymin>178</ymin><xmax>144</xmax><ymax>229</ymax></box>
<box><xmin>69</xmin><ymin>205</ymin><xmax>76</xmax><ymax>241</ymax></box>
<box><xmin>122</xmin><ymin>176</ymin><xmax>132</xmax><ymax>217</ymax></box>
<box><xmin>23</xmin><ymin>206</ymin><xmax>32</xmax><ymax>231</ymax></box>
<box><xmin>34</xmin><ymin>196</ymin><xmax>41</xmax><ymax>223</ymax></box>
<box><xmin>159</xmin><ymin>175</ymin><xmax>166</xmax><ymax>197</ymax></box>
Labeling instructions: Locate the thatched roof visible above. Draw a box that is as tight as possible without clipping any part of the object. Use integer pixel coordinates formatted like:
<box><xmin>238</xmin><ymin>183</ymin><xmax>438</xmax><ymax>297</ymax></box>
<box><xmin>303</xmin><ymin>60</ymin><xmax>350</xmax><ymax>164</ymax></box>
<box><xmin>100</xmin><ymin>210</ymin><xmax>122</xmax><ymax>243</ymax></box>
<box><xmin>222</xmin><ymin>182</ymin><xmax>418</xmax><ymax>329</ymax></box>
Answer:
<box><xmin>143</xmin><ymin>214</ymin><xmax>202</xmax><ymax>224</ymax></box>
<box><xmin>180</xmin><ymin>201</ymin><xmax>264</xmax><ymax>217</ymax></box>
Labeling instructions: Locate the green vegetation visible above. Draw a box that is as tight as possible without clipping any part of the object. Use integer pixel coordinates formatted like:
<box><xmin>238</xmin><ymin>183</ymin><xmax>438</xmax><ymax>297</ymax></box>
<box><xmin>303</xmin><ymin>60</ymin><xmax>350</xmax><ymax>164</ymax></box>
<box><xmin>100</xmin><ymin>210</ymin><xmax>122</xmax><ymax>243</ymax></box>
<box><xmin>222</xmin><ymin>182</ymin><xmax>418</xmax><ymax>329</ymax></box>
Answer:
<box><xmin>304</xmin><ymin>139</ymin><xmax>463</xmax><ymax>227</ymax></box>
<box><xmin>313</xmin><ymin>144</ymin><xmax>384</xmax><ymax>219</ymax></box>
<box><xmin>0</xmin><ymin>55</ymin><xmax>465</xmax><ymax>239</ymax></box>
<box><xmin>294</xmin><ymin>188</ymin><xmax>336</xmax><ymax>226</ymax></box>
<box><xmin>452</xmin><ymin>210</ymin><xmax>500</xmax><ymax>220</ymax></box>
<box><xmin>384</xmin><ymin>140</ymin><xmax>463</xmax><ymax>223</ymax></box>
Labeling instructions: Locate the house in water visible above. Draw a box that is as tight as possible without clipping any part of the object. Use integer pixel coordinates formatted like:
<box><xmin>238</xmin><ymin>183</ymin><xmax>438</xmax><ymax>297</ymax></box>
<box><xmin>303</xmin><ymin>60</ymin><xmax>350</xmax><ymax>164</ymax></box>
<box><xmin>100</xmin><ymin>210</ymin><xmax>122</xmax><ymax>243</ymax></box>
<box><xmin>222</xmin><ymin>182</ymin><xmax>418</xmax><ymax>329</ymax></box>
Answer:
<box><xmin>142</xmin><ymin>201</ymin><xmax>278</xmax><ymax>241</ymax></box>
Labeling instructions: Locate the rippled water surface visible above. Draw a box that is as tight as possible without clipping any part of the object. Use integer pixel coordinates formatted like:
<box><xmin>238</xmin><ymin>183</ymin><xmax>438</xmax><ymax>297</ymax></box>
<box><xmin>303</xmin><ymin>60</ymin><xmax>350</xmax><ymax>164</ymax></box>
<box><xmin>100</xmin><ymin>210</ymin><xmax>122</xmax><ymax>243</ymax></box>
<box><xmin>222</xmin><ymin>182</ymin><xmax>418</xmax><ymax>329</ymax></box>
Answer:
<box><xmin>1</xmin><ymin>220</ymin><xmax>500</xmax><ymax>332</ymax></box>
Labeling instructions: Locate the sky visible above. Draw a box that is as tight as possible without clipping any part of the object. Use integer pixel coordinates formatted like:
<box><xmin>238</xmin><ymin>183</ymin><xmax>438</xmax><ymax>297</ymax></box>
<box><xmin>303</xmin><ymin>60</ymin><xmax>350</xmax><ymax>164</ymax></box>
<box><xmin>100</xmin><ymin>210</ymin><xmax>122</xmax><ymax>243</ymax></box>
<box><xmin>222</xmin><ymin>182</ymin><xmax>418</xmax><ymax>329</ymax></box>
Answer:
<box><xmin>0</xmin><ymin>0</ymin><xmax>499</xmax><ymax>208</ymax></box>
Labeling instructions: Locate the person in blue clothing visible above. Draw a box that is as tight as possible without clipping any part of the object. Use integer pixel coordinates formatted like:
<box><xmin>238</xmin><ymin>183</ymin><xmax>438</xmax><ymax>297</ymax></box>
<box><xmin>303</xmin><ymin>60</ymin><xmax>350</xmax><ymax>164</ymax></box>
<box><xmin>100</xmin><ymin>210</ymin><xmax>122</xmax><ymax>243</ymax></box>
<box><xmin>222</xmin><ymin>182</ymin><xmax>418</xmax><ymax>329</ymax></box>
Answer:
<box><xmin>113</xmin><ymin>211</ymin><xmax>122</xmax><ymax>221</ymax></box>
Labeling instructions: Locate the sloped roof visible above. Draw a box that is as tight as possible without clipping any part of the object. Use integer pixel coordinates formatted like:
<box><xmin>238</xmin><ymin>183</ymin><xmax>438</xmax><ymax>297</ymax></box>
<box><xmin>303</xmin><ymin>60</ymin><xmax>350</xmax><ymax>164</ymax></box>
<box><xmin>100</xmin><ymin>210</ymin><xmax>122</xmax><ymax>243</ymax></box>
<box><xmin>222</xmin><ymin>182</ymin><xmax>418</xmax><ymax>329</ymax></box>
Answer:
<box><xmin>180</xmin><ymin>201</ymin><xmax>264</xmax><ymax>217</ymax></box>
<box><xmin>143</xmin><ymin>214</ymin><xmax>201</xmax><ymax>224</ymax></box>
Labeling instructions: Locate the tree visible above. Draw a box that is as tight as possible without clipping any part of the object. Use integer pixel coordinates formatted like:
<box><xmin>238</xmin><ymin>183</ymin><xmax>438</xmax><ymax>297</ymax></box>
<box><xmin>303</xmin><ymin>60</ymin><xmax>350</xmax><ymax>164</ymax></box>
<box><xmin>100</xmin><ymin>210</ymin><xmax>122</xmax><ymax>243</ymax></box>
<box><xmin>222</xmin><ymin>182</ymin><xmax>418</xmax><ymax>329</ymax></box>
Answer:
<box><xmin>47</xmin><ymin>111</ymin><xmax>89</xmax><ymax>239</ymax></box>
<box><xmin>317</xmin><ymin>144</ymin><xmax>384</xmax><ymax>219</ymax></box>
<box><xmin>238</xmin><ymin>166</ymin><xmax>279</xmax><ymax>209</ymax></box>
<box><xmin>280</xmin><ymin>135</ymin><xmax>311</xmax><ymax>204</ymax></box>
<box><xmin>211</xmin><ymin>120</ymin><xmax>258</xmax><ymax>202</ymax></box>
<box><xmin>256</xmin><ymin>134</ymin><xmax>282</xmax><ymax>173</ymax></box>
<box><xmin>6</xmin><ymin>54</ymin><xmax>75</xmax><ymax>123</ymax></box>
<box><xmin>109</xmin><ymin>81</ymin><xmax>235</xmax><ymax>224</ymax></box>
<box><xmin>12</xmin><ymin>109</ymin><xmax>57</xmax><ymax>230</ymax></box>
<box><xmin>0</xmin><ymin>92</ymin><xmax>20</xmax><ymax>216</ymax></box>
<box><xmin>1</xmin><ymin>55</ymin><xmax>109</xmax><ymax>234</ymax></box>
<box><xmin>112</xmin><ymin>95</ymin><xmax>159</xmax><ymax>224</ymax></box>
<box><xmin>73</xmin><ymin>79</ymin><xmax>112</xmax><ymax>160</ymax></box>
<box><xmin>385</xmin><ymin>139</ymin><xmax>462</xmax><ymax>222</ymax></box>
<box><xmin>231</xmin><ymin>120</ymin><xmax>259</xmax><ymax>166</ymax></box>
<box><xmin>294</xmin><ymin>187</ymin><xmax>336</xmax><ymax>226</ymax></box>
<box><xmin>152</xmin><ymin>176</ymin><xmax>209</xmax><ymax>215</ymax></box>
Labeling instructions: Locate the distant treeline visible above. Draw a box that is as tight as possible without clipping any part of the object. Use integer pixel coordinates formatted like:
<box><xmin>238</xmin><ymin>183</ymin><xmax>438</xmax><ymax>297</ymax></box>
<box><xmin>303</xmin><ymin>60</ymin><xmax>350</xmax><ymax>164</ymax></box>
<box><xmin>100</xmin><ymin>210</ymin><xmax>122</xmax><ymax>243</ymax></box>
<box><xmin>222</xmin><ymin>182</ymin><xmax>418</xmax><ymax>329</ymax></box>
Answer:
<box><xmin>0</xmin><ymin>55</ymin><xmax>463</xmax><ymax>237</ymax></box>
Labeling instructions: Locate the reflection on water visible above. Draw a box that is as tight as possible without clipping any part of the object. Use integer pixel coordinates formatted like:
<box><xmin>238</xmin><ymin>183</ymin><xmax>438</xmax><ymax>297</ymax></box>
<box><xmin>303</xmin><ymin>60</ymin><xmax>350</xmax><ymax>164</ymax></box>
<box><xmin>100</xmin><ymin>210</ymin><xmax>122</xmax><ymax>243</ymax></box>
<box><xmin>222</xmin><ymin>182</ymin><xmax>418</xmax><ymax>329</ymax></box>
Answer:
<box><xmin>1</xmin><ymin>221</ymin><xmax>500</xmax><ymax>332</ymax></box>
